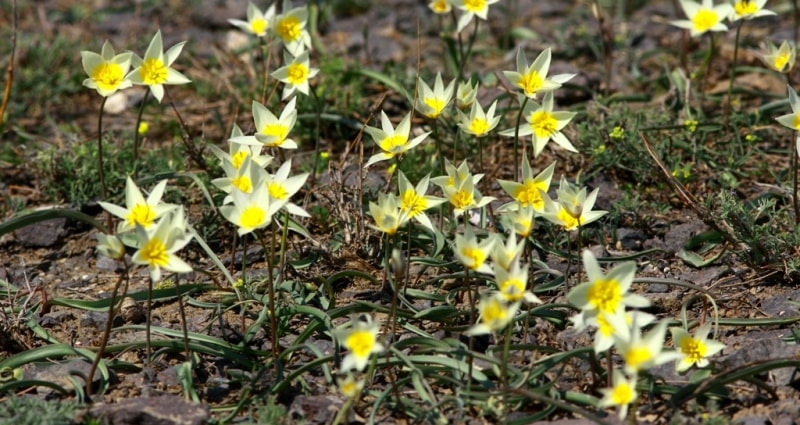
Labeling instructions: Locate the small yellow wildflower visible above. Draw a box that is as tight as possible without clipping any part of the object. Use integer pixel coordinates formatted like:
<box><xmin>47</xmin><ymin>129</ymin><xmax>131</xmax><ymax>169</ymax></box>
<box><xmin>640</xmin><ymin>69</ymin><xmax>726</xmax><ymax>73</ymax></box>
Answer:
<box><xmin>335</xmin><ymin>317</ymin><xmax>384</xmax><ymax>372</ymax></box>
<box><xmin>671</xmin><ymin>0</ymin><xmax>733</xmax><ymax>37</ymax></box>
<box><xmin>670</xmin><ymin>322</ymin><xmax>726</xmax><ymax>372</ymax></box>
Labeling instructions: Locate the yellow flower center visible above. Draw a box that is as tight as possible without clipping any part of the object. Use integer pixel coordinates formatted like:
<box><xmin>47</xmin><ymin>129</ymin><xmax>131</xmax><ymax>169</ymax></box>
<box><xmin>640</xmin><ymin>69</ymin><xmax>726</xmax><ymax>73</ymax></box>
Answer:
<box><xmin>482</xmin><ymin>298</ymin><xmax>509</xmax><ymax>329</ymax></box>
<box><xmin>530</xmin><ymin>110</ymin><xmax>558</xmax><ymax>138</ymax></box>
<box><xmin>340</xmin><ymin>379</ymin><xmax>359</xmax><ymax>398</ymax></box>
<box><xmin>597</xmin><ymin>313</ymin><xmax>614</xmax><ymax>337</ymax></box>
<box><xmin>261</xmin><ymin>123</ymin><xmax>289</xmax><ymax>146</ymax></box>
<box><xmin>240</xmin><ymin>205</ymin><xmax>266</xmax><ymax>229</ymax></box>
<box><xmin>468</xmin><ymin>117</ymin><xmax>491</xmax><ymax>136</ymax></box>
<box><xmin>514</xmin><ymin>180</ymin><xmax>547</xmax><ymax>210</ymax></box>
<box><xmin>268</xmin><ymin>181</ymin><xmax>288</xmax><ymax>200</ymax></box>
<box><xmin>499</xmin><ymin>278</ymin><xmax>525</xmax><ymax>302</ymax></box>
<box><xmin>346</xmin><ymin>329</ymin><xmax>376</xmax><ymax>359</ymax></box>
<box><xmin>140</xmin><ymin>237</ymin><xmax>169</xmax><ymax>267</ymax></box>
<box><xmin>232</xmin><ymin>175</ymin><xmax>252</xmax><ymax>193</ymax></box>
<box><xmin>140</xmin><ymin>58</ymin><xmax>168</xmax><ymax>85</ymax></box>
<box><xmin>679</xmin><ymin>336</ymin><xmax>708</xmax><ymax>364</ymax></box>
<box><xmin>379</xmin><ymin>134</ymin><xmax>408</xmax><ymax>153</ymax></box>
<box><xmin>423</xmin><ymin>97</ymin><xmax>447</xmax><ymax>118</ymax></box>
<box><xmin>518</xmin><ymin>70</ymin><xmax>544</xmax><ymax>97</ymax></box>
<box><xmin>277</xmin><ymin>15</ymin><xmax>302</xmax><ymax>42</ymax></box>
<box><xmin>286</xmin><ymin>63</ymin><xmax>309</xmax><ymax>85</ymax></box>
<box><xmin>400</xmin><ymin>189</ymin><xmax>426</xmax><ymax>217</ymax></box>
<box><xmin>556</xmin><ymin>207</ymin><xmax>581</xmax><ymax>230</ymax></box>
<box><xmin>461</xmin><ymin>247</ymin><xmax>487</xmax><ymax>270</ymax></box>
<box><xmin>734</xmin><ymin>0</ymin><xmax>758</xmax><ymax>16</ymax></box>
<box><xmin>250</xmin><ymin>17</ymin><xmax>268</xmax><ymax>35</ymax></box>
<box><xmin>514</xmin><ymin>217</ymin><xmax>533</xmax><ymax>237</ymax></box>
<box><xmin>231</xmin><ymin>151</ymin><xmax>249</xmax><ymax>169</ymax></box>
<box><xmin>586</xmin><ymin>278</ymin><xmax>622</xmax><ymax>314</ymax></box>
<box><xmin>451</xmin><ymin>189</ymin><xmax>474</xmax><ymax>210</ymax></box>
<box><xmin>691</xmin><ymin>9</ymin><xmax>719</xmax><ymax>33</ymax></box>
<box><xmin>624</xmin><ymin>346</ymin><xmax>653</xmax><ymax>372</ymax></box>
<box><xmin>463</xmin><ymin>0</ymin><xmax>486</xmax><ymax>13</ymax></box>
<box><xmin>432</xmin><ymin>0</ymin><xmax>450</xmax><ymax>13</ymax></box>
<box><xmin>793</xmin><ymin>114</ymin><xmax>800</xmax><ymax>131</ymax></box>
<box><xmin>126</xmin><ymin>203</ymin><xmax>156</xmax><ymax>228</ymax></box>
<box><xmin>92</xmin><ymin>62</ymin><xmax>125</xmax><ymax>92</ymax></box>
<box><xmin>775</xmin><ymin>52</ymin><xmax>791</xmax><ymax>72</ymax></box>
<box><xmin>611</xmin><ymin>381</ymin><xmax>636</xmax><ymax>406</ymax></box>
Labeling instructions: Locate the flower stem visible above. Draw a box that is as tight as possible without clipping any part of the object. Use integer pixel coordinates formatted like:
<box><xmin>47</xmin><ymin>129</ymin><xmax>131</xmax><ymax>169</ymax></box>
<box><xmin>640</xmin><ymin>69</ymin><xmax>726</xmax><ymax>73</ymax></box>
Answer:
<box><xmin>793</xmin><ymin>134</ymin><xmax>799</xmax><ymax>226</ymax></box>
<box><xmin>458</xmin><ymin>19</ymin><xmax>480</xmax><ymax>79</ymax></box>
<box><xmin>132</xmin><ymin>88</ymin><xmax>150</xmax><ymax>179</ymax></box>
<box><xmin>259</xmin><ymin>36</ymin><xmax>274</xmax><ymax>104</ymax></box>
<box><xmin>174</xmin><ymin>275</ymin><xmax>192</xmax><ymax>370</ymax></box>
<box><xmin>726</xmin><ymin>21</ymin><xmax>743</xmax><ymax>131</ymax></box>
<box><xmin>513</xmin><ymin>97</ymin><xmax>530</xmax><ymax>182</ymax></box>
<box><xmin>309</xmin><ymin>85</ymin><xmax>323</xmax><ymax>186</ymax></box>
<box><xmin>259</xmin><ymin>227</ymin><xmax>279</xmax><ymax>363</ymax></box>
<box><xmin>500</xmin><ymin>318</ymin><xmax>513</xmax><ymax>422</ymax></box>
<box><xmin>96</xmin><ymin>96</ymin><xmax>108</xmax><ymax>201</ymax></box>
<box><xmin>145</xmin><ymin>275</ymin><xmax>154</xmax><ymax>382</ymax></box>
<box><xmin>699</xmin><ymin>33</ymin><xmax>717</xmax><ymax>96</ymax></box>
<box><xmin>86</xmin><ymin>257</ymin><xmax>130</xmax><ymax>397</ymax></box>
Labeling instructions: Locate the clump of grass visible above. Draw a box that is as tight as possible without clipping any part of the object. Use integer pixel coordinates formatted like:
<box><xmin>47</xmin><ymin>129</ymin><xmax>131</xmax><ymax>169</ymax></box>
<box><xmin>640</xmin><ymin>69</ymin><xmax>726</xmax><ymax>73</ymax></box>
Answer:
<box><xmin>0</xmin><ymin>395</ymin><xmax>84</xmax><ymax>425</ymax></box>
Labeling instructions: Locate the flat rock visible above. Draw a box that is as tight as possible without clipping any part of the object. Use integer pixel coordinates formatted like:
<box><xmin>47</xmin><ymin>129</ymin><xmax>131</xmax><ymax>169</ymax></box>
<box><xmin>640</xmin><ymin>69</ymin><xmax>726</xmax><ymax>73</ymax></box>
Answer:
<box><xmin>90</xmin><ymin>394</ymin><xmax>210</xmax><ymax>425</ymax></box>
<box><xmin>760</xmin><ymin>289</ymin><xmax>800</xmax><ymax>317</ymax></box>
<box><xmin>26</xmin><ymin>359</ymin><xmax>106</xmax><ymax>394</ymax></box>
<box><xmin>14</xmin><ymin>217</ymin><xmax>68</xmax><ymax>248</ymax></box>
<box><xmin>289</xmin><ymin>395</ymin><xmax>345</xmax><ymax>424</ymax></box>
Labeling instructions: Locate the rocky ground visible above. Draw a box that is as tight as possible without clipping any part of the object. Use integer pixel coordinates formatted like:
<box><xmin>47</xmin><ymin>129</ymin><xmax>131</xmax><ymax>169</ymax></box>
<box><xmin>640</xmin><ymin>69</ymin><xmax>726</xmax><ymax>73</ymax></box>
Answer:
<box><xmin>3</xmin><ymin>1</ymin><xmax>800</xmax><ymax>424</ymax></box>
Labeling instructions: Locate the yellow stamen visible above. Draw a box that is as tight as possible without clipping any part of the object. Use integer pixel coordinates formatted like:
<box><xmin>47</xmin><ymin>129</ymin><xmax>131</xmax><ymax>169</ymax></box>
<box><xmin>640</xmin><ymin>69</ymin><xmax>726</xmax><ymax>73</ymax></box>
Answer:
<box><xmin>126</xmin><ymin>204</ymin><xmax>156</xmax><ymax>228</ymax></box>
<box><xmin>530</xmin><ymin>110</ymin><xmax>558</xmax><ymax>138</ymax></box>
<box><xmin>586</xmin><ymin>278</ymin><xmax>622</xmax><ymax>313</ymax></box>
<box><xmin>691</xmin><ymin>9</ymin><xmax>719</xmax><ymax>33</ymax></box>
<box><xmin>240</xmin><ymin>206</ymin><xmax>266</xmax><ymax>229</ymax></box>
<box><xmin>140</xmin><ymin>238</ymin><xmax>169</xmax><ymax>267</ymax></box>
<box><xmin>140</xmin><ymin>58</ymin><xmax>168</xmax><ymax>85</ymax></box>
<box><xmin>92</xmin><ymin>63</ymin><xmax>125</xmax><ymax>92</ymax></box>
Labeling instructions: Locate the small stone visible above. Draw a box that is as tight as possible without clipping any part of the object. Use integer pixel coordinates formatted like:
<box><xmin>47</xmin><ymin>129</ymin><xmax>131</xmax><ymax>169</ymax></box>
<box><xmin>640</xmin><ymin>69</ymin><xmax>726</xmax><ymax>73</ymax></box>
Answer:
<box><xmin>289</xmin><ymin>395</ymin><xmax>344</xmax><ymax>424</ymax></box>
<box><xmin>103</xmin><ymin>91</ymin><xmax>128</xmax><ymax>115</ymax></box>
<box><xmin>120</xmin><ymin>297</ymin><xmax>145</xmax><ymax>324</ymax></box>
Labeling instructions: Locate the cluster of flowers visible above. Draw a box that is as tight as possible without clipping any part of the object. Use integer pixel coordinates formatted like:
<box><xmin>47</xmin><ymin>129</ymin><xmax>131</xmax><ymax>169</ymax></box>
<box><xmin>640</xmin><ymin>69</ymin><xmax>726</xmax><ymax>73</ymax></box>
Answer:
<box><xmin>671</xmin><ymin>0</ymin><xmax>794</xmax><ymax>73</ymax></box>
<box><xmin>89</xmin><ymin>1</ymin><xmax>317</xmax><ymax>277</ymax></box>
<box><xmin>567</xmin><ymin>251</ymin><xmax>725</xmax><ymax>418</ymax></box>
<box><xmin>97</xmin><ymin>178</ymin><xmax>193</xmax><ymax>283</ymax></box>
<box><xmin>81</xmin><ymin>31</ymin><xmax>190</xmax><ymax>102</ymax></box>
<box><xmin>229</xmin><ymin>0</ymin><xmax>318</xmax><ymax>99</ymax></box>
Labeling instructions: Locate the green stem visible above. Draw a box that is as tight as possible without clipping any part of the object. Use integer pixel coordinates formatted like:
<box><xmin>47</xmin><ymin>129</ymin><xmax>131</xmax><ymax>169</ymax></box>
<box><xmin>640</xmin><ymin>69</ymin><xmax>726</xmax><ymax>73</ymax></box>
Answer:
<box><xmin>258</xmin><ymin>229</ymin><xmax>279</xmax><ymax>364</ymax></box>
<box><xmin>793</xmin><ymin>133</ymin><xmax>799</xmax><ymax>226</ymax></box>
<box><xmin>500</xmin><ymin>319</ymin><xmax>513</xmax><ymax>422</ymax></box>
<box><xmin>259</xmin><ymin>36</ymin><xmax>273</xmax><ymax>104</ymax></box>
<box><xmin>279</xmin><ymin>211</ymin><xmax>290</xmax><ymax>284</ymax></box>
<box><xmin>86</xmin><ymin>257</ymin><xmax>130</xmax><ymax>397</ymax></box>
<box><xmin>463</xmin><ymin>214</ymin><xmax>475</xmax><ymax>402</ymax></box>
<box><xmin>386</xmin><ymin>232</ymin><xmax>399</xmax><ymax>338</ymax></box>
<box><xmin>309</xmin><ymin>85</ymin><xmax>323</xmax><ymax>186</ymax></box>
<box><xmin>145</xmin><ymin>275</ymin><xmax>154</xmax><ymax>382</ymax></box>
<box><xmin>727</xmin><ymin>21</ymin><xmax>743</xmax><ymax>128</ymax></box>
<box><xmin>174</xmin><ymin>275</ymin><xmax>192</xmax><ymax>365</ymax></box>
<box><xmin>794</xmin><ymin>0</ymin><xmax>799</xmax><ymax>48</ymax></box>
<box><xmin>513</xmin><ymin>97</ymin><xmax>530</xmax><ymax>182</ymax></box>
<box><xmin>458</xmin><ymin>18</ymin><xmax>480</xmax><ymax>79</ymax></box>
<box><xmin>132</xmin><ymin>88</ymin><xmax>150</xmax><ymax>179</ymax></box>
<box><xmin>699</xmin><ymin>33</ymin><xmax>717</xmax><ymax>96</ymax></box>
<box><xmin>96</xmin><ymin>96</ymin><xmax>108</xmax><ymax>201</ymax></box>
<box><xmin>432</xmin><ymin>118</ymin><xmax>444</xmax><ymax>177</ymax></box>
